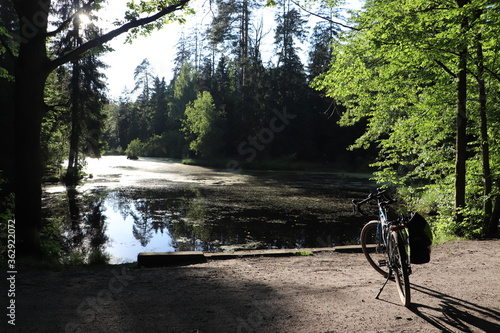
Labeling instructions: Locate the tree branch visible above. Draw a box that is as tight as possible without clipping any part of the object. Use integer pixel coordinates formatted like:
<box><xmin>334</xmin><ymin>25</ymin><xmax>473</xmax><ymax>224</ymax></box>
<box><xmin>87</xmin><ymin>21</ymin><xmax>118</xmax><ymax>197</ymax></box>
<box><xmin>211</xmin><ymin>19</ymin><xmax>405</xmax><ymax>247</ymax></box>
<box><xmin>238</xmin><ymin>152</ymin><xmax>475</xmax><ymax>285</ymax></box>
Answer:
<box><xmin>484</xmin><ymin>65</ymin><xmax>500</xmax><ymax>84</ymax></box>
<box><xmin>290</xmin><ymin>0</ymin><xmax>362</xmax><ymax>31</ymax></box>
<box><xmin>434</xmin><ymin>59</ymin><xmax>456</xmax><ymax>78</ymax></box>
<box><xmin>0</xmin><ymin>31</ymin><xmax>16</xmax><ymax>62</ymax></box>
<box><xmin>48</xmin><ymin>0</ymin><xmax>191</xmax><ymax>73</ymax></box>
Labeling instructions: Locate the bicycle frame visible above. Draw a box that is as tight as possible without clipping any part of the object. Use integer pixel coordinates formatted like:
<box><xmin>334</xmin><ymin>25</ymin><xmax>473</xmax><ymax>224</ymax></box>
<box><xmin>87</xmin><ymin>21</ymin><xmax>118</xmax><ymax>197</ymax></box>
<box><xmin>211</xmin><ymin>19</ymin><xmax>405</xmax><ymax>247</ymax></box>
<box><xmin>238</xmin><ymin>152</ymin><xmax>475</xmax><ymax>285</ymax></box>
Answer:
<box><xmin>364</xmin><ymin>191</ymin><xmax>394</xmax><ymax>257</ymax></box>
<box><xmin>379</xmin><ymin>201</ymin><xmax>410</xmax><ymax>273</ymax></box>
<box><xmin>354</xmin><ymin>188</ymin><xmax>412</xmax><ymax>306</ymax></box>
<box><xmin>377</xmin><ymin>201</ymin><xmax>388</xmax><ymax>249</ymax></box>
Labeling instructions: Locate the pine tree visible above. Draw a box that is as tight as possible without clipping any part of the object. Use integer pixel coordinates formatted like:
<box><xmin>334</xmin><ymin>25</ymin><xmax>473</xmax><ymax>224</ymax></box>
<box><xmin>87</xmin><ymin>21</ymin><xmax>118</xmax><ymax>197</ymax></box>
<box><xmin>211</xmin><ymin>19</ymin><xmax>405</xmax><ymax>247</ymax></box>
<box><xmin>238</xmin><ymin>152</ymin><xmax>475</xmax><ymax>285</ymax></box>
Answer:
<box><xmin>273</xmin><ymin>1</ymin><xmax>308</xmax><ymax>104</ymax></box>
<box><xmin>50</xmin><ymin>0</ymin><xmax>108</xmax><ymax>185</ymax></box>
<box><xmin>150</xmin><ymin>77</ymin><xmax>169</xmax><ymax>135</ymax></box>
<box><xmin>207</xmin><ymin>0</ymin><xmax>260</xmax><ymax>87</ymax></box>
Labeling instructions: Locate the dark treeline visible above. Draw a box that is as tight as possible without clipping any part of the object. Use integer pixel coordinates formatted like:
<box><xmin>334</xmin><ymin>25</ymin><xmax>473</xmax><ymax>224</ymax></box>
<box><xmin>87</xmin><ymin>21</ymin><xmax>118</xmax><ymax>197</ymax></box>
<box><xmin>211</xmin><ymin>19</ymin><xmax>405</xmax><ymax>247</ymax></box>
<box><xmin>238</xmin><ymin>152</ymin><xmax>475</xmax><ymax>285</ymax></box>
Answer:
<box><xmin>103</xmin><ymin>0</ymin><xmax>370</xmax><ymax>169</ymax></box>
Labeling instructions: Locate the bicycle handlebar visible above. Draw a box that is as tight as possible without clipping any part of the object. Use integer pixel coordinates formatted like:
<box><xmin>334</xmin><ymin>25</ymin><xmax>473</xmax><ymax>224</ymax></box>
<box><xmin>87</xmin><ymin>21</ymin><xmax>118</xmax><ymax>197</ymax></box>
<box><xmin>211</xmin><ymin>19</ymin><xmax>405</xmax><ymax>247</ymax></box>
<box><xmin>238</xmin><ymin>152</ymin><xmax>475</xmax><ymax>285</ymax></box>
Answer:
<box><xmin>352</xmin><ymin>188</ymin><xmax>396</xmax><ymax>215</ymax></box>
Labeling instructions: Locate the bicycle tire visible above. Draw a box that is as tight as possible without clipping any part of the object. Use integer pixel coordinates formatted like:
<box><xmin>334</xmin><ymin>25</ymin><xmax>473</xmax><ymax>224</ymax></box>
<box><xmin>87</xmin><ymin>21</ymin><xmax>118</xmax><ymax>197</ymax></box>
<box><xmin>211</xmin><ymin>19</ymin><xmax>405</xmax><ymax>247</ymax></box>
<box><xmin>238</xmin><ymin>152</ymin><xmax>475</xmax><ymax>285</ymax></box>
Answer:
<box><xmin>360</xmin><ymin>220</ymin><xmax>390</xmax><ymax>278</ymax></box>
<box><xmin>390</xmin><ymin>231</ymin><xmax>411</xmax><ymax>307</ymax></box>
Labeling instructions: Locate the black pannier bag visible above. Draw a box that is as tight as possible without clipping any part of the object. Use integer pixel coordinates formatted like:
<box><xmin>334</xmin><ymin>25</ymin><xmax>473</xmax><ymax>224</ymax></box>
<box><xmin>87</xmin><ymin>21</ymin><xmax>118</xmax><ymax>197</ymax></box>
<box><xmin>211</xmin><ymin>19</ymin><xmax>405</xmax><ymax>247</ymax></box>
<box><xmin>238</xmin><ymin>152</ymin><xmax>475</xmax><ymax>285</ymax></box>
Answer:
<box><xmin>407</xmin><ymin>212</ymin><xmax>433</xmax><ymax>264</ymax></box>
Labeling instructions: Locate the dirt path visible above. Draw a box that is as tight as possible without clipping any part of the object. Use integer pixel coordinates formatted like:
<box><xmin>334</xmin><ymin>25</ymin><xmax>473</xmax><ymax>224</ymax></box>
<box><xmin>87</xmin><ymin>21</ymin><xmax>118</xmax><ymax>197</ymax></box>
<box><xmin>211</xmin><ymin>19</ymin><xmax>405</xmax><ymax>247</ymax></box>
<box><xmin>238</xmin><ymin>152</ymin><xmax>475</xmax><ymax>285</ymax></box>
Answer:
<box><xmin>2</xmin><ymin>240</ymin><xmax>499</xmax><ymax>332</ymax></box>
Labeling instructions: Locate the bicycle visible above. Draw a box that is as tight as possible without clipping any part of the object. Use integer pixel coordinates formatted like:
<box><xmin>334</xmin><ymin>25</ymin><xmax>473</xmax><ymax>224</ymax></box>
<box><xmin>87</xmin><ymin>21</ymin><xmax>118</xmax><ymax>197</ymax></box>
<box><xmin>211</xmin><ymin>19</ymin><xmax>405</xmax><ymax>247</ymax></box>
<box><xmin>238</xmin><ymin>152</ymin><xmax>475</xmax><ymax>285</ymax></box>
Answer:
<box><xmin>353</xmin><ymin>188</ymin><xmax>412</xmax><ymax>307</ymax></box>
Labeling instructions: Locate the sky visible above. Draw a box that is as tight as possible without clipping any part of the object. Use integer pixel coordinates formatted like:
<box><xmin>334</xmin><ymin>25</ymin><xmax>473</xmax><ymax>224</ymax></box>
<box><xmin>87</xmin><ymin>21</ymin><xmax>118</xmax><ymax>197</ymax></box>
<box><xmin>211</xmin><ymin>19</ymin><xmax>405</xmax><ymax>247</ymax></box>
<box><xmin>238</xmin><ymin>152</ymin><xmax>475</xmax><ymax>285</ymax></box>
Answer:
<box><xmin>96</xmin><ymin>0</ymin><xmax>363</xmax><ymax>101</ymax></box>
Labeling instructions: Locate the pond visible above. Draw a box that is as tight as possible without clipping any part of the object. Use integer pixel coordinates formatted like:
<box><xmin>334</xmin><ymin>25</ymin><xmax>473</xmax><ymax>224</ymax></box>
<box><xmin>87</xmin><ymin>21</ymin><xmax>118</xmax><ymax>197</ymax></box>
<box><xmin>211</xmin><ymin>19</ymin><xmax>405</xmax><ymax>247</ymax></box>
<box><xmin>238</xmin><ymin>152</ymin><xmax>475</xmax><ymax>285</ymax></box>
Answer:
<box><xmin>43</xmin><ymin>156</ymin><xmax>376</xmax><ymax>264</ymax></box>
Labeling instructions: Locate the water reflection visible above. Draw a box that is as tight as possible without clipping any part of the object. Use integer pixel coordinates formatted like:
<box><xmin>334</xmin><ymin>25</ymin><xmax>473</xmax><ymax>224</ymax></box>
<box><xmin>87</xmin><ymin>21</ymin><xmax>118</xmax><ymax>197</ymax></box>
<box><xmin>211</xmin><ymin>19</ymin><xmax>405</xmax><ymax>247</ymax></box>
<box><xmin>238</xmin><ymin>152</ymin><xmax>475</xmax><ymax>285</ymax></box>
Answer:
<box><xmin>45</xmin><ymin>181</ymin><xmax>369</xmax><ymax>264</ymax></box>
<box><xmin>60</xmin><ymin>187</ymin><xmax>109</xmax><ymax>264</ymax></box>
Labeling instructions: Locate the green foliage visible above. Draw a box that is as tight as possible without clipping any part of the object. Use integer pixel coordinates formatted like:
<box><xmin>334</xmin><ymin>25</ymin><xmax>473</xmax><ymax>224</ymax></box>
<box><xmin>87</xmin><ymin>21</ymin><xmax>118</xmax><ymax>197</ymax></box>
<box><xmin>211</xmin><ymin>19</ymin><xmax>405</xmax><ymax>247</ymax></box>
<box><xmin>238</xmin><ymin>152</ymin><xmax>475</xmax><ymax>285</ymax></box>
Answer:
<box><xmin>185</xmin><ymin>196</ymin><xmax>207</xmax><ymax>221</ymax></box>
<box><xmin>171</xmin><ymin>62</ymin><xmax>198</xmax><ymax>119</ymax></box>
<box><xmin>141</xmin><ymin>135</ymin><xmax>168</xmax><ymax>156</ymax></box>
<box><xmin>60</xmin><ymin>249</ymin><xmax>110</xmax><ymax>266</ymax></box>
<box><xmin>314</xmin><ymin>0</ymin><xmax>500</xmax><ymax>239</ymax></box>
<box><xmin>182</xmin><ymin>91</ymin><xmax>223</xmax><ymax>157</ymax></box>
<box><xmin>61</xmin><ymin>252</ymin><xmax>87</xmax><ymax>266</ymax></box>
<box><xmin>39</xmin><ymin>218</ymin><xmax>64</xmax><ymax>264</ymax></box>
<box><xmin>102</xmin><ymin>1</ymin><xmax>373</xmax><ymax>168</ymax></box>
<box><xmin>125</xmin><ymin>138</ymin><xmax>144</xmax><ymax>158</ymax></box>
<box><xmin>0</xmin><ymin>16</ymin><xmax>17</xmax><ymax>81</ymax></box>
<box><xmin>87</xmin><ymin>249</ymin><xmax>110</xmax><ymax>265</ymax></box>
<box><xmin>46</xmin><ymin>1</ymin><xmax>109</xmax><ymax>185</ymax></box>
<box><xmin>0</xmin><ymin>175</ymin><xmax>14</xmax><ymax>221</ymax></box>
<box><xmin>120</xmin><ymin>0</ymin><xmax>196</xmax><ymax>43</ymax></box>
<box><xmin>293</xmin><ymin>251</ymin><xmax>314</xmax><ymax>256</ymax></box>
<box><xmin>133</xmin><ymin>58</ymin><xmax>155</xmax><ymax>99</ymax></box>
<box><xmin>42</xmin><ymin>71</ymin><xmax>70</xmax><ymax>175</ymax></box>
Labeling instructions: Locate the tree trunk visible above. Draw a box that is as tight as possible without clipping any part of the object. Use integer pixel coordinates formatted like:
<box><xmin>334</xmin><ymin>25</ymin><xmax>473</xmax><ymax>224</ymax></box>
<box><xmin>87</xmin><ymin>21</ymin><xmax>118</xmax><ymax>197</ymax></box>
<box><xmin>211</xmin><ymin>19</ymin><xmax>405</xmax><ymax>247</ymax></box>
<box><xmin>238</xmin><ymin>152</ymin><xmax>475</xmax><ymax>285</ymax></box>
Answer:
<box><xmin>454</xmin><ymin>50</ymin><xmax>467</xmax><ymax>228</ymax></box>
<box><xmin>454</xmin><ymin>0</ymin><xmax>469</xmax><ymax>228</ymax></box>
<box><xmin>476</xmin><ymin>36</ymin><xmax>493</xmax><ymax>235</ymax></box>
<box><xmin>65</xmin><ymin>115</ymin><xmax>80</xmax><ymax>185</ymax></box>
<box><xmin>65</xmin><ymin>59</ymin><xmax>81</xmax><ymax>186</ymax></box>
<box><xmin>488</xmin><ymin>196</ymin><xmax>500</xmax><ymax>237</ymax></box>
<box><xmin>13</xmin><ymin>0</ymin><xmax>51</xmax><ymax>256</ymax></box>
<box><xmin>240</xmin><ymin>0</ymin><xmax>249</xmax><ymax>87</ymax></box>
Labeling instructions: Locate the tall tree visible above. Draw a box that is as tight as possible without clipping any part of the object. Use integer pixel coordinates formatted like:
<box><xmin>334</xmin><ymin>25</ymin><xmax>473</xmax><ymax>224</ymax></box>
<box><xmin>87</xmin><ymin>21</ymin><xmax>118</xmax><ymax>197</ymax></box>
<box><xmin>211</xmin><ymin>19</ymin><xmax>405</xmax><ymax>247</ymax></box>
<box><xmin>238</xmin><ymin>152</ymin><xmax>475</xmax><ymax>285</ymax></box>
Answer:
<box><xmin>131</xmin><ymin>58</ymin><xmax>156</xmax><ymax>141</ymax></box>
<box><xmin>207</xmin><ymin>0</ymin><xmax>259</xmax><ymax>87</ymax></box>
<box><xmin>150</xmin><ymin>76</ymin><xmax>169</xmax><ymax>135</ymax></box>
<box><xmin>133</xmin><ymin>58</ymin><xmax>155</xmax><ymax>101</ymax></box>
<box><xmin>8</xmin><ymin>0</ymin><xmax>192</xmax><ymax>256</ymax></box>
<box><xmin>273</xmin><ymin>1</ymin><xmax>308</xmax><ymax>105</ymax></box>
<box><xmin>50</xmin><ymin>0</ymin><xmax>109</xmax><ymax>184</ymax></box>
<box><xmin>313</xmin><ymin>0</ymin><xmax>500</xmax><ymax>236</ymax></box>
<box><xmin>173</xmin><ymin>31</ymin><xmax>194</xmax><ymax>74</ymax></box>
<box><xmin>0</xmin><ymin>2</ymin><xmax>18</xmax><ymax>194</ymax></box>
<box><xmin>170</xmin><ymin>62</ymin><xmax>199</xmax><ymax>120</ymax></box>
<box><xmin>307</xmin><ymin>6</ymin><xmax>340</xmax><ymax>81</ymax></box>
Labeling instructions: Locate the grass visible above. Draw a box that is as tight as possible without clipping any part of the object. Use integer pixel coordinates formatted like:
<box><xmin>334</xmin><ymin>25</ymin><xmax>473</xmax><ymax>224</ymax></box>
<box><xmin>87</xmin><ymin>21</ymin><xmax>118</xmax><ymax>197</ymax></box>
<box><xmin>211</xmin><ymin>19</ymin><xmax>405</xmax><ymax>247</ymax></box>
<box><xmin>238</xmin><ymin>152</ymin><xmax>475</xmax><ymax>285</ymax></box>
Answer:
<box><xmin>293</xmin><ymin>251</ymin><xmax>314</xmax><ymax>256</ymax></box>
<box><xmin>432</xmin><ymin>233</ymin><xmax>464</xmax><ymax>246</ymax></box>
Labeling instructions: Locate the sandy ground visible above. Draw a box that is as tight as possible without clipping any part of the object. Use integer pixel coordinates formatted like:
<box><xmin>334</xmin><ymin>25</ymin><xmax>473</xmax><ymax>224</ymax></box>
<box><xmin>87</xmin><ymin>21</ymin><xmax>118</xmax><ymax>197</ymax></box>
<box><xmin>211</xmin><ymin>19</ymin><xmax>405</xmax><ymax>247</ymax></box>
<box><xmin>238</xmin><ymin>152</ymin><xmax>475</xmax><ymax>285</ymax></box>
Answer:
<box><xmin>1</xmin><ymin>239</ymin><xmax>499</xmax><ymax>333</ymax></box>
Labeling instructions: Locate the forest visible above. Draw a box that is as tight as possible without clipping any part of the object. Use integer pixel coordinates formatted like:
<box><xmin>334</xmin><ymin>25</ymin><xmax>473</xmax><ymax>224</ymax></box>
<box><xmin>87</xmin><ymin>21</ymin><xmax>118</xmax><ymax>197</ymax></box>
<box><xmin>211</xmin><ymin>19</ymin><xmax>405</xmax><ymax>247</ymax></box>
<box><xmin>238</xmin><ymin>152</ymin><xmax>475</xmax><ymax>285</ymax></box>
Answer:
<box><xmin>0</xmin><ymin>0</ymin><xmax>499</xmax><ymax>259</ymax></box>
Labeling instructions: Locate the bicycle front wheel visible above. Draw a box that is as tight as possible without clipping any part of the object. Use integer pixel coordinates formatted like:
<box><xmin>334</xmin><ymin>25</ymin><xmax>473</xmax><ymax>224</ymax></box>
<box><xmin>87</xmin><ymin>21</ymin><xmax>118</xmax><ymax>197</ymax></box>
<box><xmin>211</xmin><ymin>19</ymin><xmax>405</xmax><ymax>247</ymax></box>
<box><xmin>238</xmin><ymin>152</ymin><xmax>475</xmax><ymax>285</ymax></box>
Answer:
<box><xmin>390</xmin><ymin>231</ymin><xmax>411</xmax><ymax>307</ymax></box>
<box><xmin>360</xmin><ymin>221</ymin><xmax>390</xmax><ymax>278</ymax></box>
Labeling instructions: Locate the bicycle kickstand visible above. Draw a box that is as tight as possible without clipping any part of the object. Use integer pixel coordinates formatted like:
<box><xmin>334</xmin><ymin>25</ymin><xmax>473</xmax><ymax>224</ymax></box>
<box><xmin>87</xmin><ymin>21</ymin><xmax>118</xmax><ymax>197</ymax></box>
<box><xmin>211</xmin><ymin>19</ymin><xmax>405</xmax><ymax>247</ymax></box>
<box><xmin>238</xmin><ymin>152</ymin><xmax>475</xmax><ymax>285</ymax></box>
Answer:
<box><xmin>375</xmin><ymin>269</ymin><xmax>392</xmax><ymax>300</ymax></box>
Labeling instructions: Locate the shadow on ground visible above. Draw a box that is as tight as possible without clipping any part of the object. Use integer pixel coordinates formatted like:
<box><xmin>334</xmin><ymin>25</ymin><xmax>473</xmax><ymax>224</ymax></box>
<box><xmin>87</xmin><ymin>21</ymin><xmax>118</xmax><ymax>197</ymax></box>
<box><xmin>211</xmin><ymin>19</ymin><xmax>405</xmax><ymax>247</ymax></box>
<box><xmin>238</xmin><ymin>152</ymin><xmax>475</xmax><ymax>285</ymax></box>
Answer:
<box><xmin>410</xmin><ymin>283</ymin><xmax>500</xmax><ymax>332</ymax></box>
<box><xmin>5</xmin><ymin>265</ymin><xmax>287</xmax><ymax>333</ymax></box>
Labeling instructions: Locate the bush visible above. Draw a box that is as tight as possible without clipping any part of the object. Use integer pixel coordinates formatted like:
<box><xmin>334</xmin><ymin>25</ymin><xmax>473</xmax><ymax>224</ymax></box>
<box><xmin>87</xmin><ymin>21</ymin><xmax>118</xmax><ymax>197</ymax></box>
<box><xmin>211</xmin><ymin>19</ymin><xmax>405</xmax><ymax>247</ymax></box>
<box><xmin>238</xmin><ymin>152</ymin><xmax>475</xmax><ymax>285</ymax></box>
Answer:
<box><xmin>40</xmin><ymin>218</ymin><xmax>64</xmax><ymax>263</ymax></box>
<box><xmin>142</xmin><ymin>135</ymin><xmax>168</xmax><ymax>157</ymax></box>
<box><xmin>105</xmin><ymin>146</ymin><xmax>125</xmax><ymax>155</ymax></box>
<box><xmin>62</xmin><ymin>252</ymin><xmax>87</xmax><ymax>266</ymax></box>
<box><xmin>87</xmin><ymin>249</ymin><xmax>110</xmax><ymax>265</ymax></box>
<box><xmin>125</xmin><ymin>138</ymin><xmax>144</xmax><ymax>159</ymax></box>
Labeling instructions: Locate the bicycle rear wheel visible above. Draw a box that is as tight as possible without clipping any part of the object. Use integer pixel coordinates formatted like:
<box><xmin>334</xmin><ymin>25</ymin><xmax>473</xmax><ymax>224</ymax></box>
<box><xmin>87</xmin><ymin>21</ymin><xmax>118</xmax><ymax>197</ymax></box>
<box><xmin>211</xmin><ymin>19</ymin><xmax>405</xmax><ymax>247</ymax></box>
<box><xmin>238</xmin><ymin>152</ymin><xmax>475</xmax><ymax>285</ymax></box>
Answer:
<box><xmin>390</xmin><ymin>231</ymin><xmax>411</xmax><ymax>307</ymax></box>
<box><xmin>360</xmin><ymin>221</ymin><xmax>390</xmax><ymax>278</ymax></box>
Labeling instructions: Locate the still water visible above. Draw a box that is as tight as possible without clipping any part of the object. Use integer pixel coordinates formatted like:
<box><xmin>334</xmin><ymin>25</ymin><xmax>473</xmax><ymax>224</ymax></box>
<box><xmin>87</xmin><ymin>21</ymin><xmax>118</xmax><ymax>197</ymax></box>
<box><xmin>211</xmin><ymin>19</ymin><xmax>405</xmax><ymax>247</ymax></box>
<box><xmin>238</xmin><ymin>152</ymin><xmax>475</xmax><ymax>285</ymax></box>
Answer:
<box><xmin>43</xmin><ymin>157</ymin><xmax>375</xmax><ymax>264</ymax></box>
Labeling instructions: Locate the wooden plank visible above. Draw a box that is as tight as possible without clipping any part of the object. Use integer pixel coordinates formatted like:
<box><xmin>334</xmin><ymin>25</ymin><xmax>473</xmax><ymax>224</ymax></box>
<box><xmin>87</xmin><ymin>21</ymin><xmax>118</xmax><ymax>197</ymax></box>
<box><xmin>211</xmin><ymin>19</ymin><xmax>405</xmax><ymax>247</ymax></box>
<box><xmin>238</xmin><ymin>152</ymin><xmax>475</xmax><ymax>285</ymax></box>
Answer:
<box><xmin>137</xmin><ymin>251</ymin><xmax>207</xmax><ymax>268</ymax></box>
<box><xmin>137</xmin><ymin>245</ymin><xmax>369</xmax><ymax>267</ymax></box>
